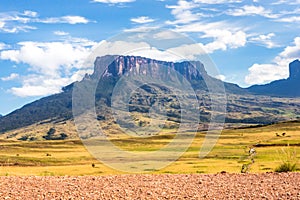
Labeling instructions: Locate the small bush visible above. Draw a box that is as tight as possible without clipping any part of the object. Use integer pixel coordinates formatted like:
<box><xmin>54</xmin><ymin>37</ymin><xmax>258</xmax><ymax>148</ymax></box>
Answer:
<box><xmin>275</xmin><ymin>147</ymin><xmax>298</xmax><ymax>173</ymax></box>
<box><xmin>275</xmin><ymin>162</ymin><xmax>297</xmax><ymax>173</ymax></box>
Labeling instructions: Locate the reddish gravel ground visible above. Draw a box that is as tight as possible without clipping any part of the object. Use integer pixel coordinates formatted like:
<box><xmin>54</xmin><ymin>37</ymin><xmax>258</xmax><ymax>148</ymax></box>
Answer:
<box><xmin>0</xmin><ymin>173</ymin><xmax>299</xmax><ymax>199</ymax></box>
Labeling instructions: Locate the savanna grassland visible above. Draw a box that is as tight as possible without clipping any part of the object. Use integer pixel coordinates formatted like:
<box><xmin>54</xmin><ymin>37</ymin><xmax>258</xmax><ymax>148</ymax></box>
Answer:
<box><xmin>0</xmin><ymin>121</ymin><xmax>299</xmax><ymax>176</ymax></box>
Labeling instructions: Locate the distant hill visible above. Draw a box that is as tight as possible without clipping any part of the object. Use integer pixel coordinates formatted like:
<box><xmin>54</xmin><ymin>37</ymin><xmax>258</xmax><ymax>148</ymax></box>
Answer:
<box><xmin>247</xmin><ymin>60</ymin><xmax>300</xmax><ymax>97</ymax></box>
<box><xmin>1</xmin><ymin>55</ymin><xmax>300</xmax><ymax>137</ymax></box>
<box><xmin>0</xmin><ymin>92</ymin><xmax>73</xmax><ymax>133</ymax></box>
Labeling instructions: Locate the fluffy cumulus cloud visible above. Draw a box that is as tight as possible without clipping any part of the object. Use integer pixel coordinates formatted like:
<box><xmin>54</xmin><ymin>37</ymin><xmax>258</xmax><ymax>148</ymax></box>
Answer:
<box><xmin>0</xmin><ymin>38</ymin><xmax>96</xmax><ymax>97</ymax></box>
<box><xmin>245</xmin><ymin>37</ymin><xmax>300</xmax><ymax>85</ymax></box>
<box><xmin>245</xmin><ymin>64</ymin><xmax>287</xmax><ymax>85</ymax></box>
<box><xmin>1</xmin><ymin>41</ymin><xmax>91</xmax><ymax>76</ymax></box>
<box><xmin>1</xmin><ymin>35</ymin><xmax>217</xmax><ymax>97</ymax></box>
<box><xmin>203</xmin><ymin>30</ymin><xmax>247</xmax><ymax>53</ymax></box>
<box><xmin>130</xmin><ymin>16</ymin><xmax>155</xmax><ymax>24</ymax></box>
<box><xmin>169</xmin><ymin>12</ymin><xmax>248</xmax><ymax>52</ymax></box>
<box><xmin>0</xmin><ymin>37</ymin><xmax>191</xmax><ymax>97</ymax></box>
<box><xmin>9</xmin><ymin>71</ymin><xmax>93</xmax><ymax>97</ymax></box>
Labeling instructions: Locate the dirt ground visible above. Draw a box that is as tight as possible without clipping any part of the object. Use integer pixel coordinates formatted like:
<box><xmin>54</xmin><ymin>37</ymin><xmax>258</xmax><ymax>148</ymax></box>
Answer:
<box><xmin>0</xmin><ymin>173</ymin><xmax>299</xmax><ymax>199</ymax></box>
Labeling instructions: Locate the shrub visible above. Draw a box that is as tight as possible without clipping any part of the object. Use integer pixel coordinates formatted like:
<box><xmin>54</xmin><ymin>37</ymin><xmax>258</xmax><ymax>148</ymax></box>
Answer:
<box><xmin>275</xmin><ymin>147</ymin><xmax>298</xmax><ymax>173</ymax></box>
<box><xmin>275</xmin><ymin>162</ymin><xmax>297</xmax><ymax>173</ymax></box>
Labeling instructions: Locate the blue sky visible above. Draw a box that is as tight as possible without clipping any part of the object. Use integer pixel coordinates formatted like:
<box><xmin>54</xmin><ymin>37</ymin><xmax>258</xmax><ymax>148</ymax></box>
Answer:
<box><xmin>0</xmin><ymin>0</ymin><xmax>300</xmax><ymax>115</ymax></box>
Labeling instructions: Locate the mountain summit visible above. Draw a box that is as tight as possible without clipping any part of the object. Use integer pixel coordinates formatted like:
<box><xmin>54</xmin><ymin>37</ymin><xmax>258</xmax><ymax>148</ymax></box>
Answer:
<box><xmin>0</xmin><ymin>55</ymin><xmax>241</xmax><ymax>133</ymax></box>
<box><xmin>91</xmin><ymin>55</ymin><xmax>208</xmax><ymax>81</ymax></box>
<box><xmin>1</xmin><ymin>56</ymin><xmax>300</xmax><ymax>136</ymax></box>
<box><xmin>248</xmin><ymin>59</ymin><xmax>300</xmax><ymax>97</ymax></box>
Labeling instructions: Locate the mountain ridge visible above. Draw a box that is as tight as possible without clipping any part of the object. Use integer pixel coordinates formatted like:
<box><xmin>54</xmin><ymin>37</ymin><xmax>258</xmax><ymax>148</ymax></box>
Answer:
<box><xmin>0</xmin><ymin>55</ymin><xmax>300</xmax><ymax>135</ymax></box>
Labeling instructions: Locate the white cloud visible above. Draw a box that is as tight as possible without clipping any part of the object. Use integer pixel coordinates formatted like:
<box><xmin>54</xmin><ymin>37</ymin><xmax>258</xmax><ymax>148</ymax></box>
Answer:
<box><xmin>1</xmin><ymin>73</ymin><xmax>19</xmax><ymax>81</ymax></box>
<box><xmin>249</xmin><ymin>33</ymin><xmax>279</xmax><ymax>48</ymax></box>
<box><xmin>166</xmin><ymin>0</ymin><xmax>200</xmax><ymax>24</ymax></box>
<box><xmin>130</xmin><ymin>16</ymin><xmax>155</xmax><ymax>24</ymax></box>
<box><xmin>245</xmin><ymin>37</ymin><xmax>300</xmax><ymax>85</ymax></box>
<box><xmin>277</xmin><ymin>37</ymin><xmax>300</xmax><ymax>60</ymax></box>
<box><xmin>153</xmin><ymin>30</ymin><xmax>182</xmax><ymax>39</ymax></box>
<box><xmin>123</xmin><ymin>26</ymin><xmax>160</xmax><ymax>33</ymax></box>
<box><xmin>1</xmin><ymin>38</ymin><xmax>193</xmax><ymax>97</ymax></box>
<box><xmin>174</xmin><ymin>21</ymin><xmax>239</xmax><ymax>33</ymax></box>
<box><xmin>0</xmin><ymin>23</ymin><xmax>36</xmax><ymax>33</ymax></box>
<box><xmin>163</xmin><ymin>31</ymin><xmax>246</xmax><ymax>59</ymax></box>
<box><xmin>167</xmin><ymin>43</ymin><xmax>206</xmax><ymax>60</ymax></box>
<box><xmin>203</xmin><ymin>30</ymin><xmax>247</xmax><ymax>53</ymax></box>
<box><xmin>95</xmin><ymin>40</ymin><xmax>206</xmax><ymax>61</ymax></box>
<box><xmin>38</xmin><ymin>16</ymin><xmax>90</xmax><ymax>24</ymax></box>
<box><xmin>193</xmin><ymin>0</ymin><xmax>242</xmax><ymax>3</ymax></box>
<box><xmin>9</xmin><ymin>69</ymin><xmax>93</xmax><ymax>97</ymax></box>
<box><xmin>245</xmin><ymin>64</ymin><xmax>287</xmax><ymax>85</ymax></box>
<box><xmin>171</xmin><ymin>17</ymin><xmax>248</xmax><ymax>53</ymax></box>
<box><xmin>23</xmin><ymin>10</ymin><xmax>38</xmax><ymax>17</ymax></box>
<box><xmin>53</xmin><ymin>31</ymin><xmax>69</xmax><ymax>36</ymax></box>
<box><xmin>226</xmin><ymin>5</ymin><xmax>279</xmax><ymax>18</ymax></box>
<box><xmin>275</xmin><ymin>16</ymin><xmax>300</xmax><ymax>23</ymax></box>
<box><xmin>215</xmin><ymin>74</ymin><xmax>226</xmax><ymax>81</ymax></box>
<box><xmin>92</xmin><ymin>0</ymin><xmax>135</xmax><ymax>3</ymax></box>
<box><xmin>272</xmin><ymin>0</ymin><xmax>300</xmax><ymax>5</ymax></box>
<box><xmin>1</xmin><ymin>41</ymin><xmax>92</xmax><ymax>76</ymax></box>
<box><xmin>92</xmin><ymin>40</ymin><xmax>150</xmax><ymax>56</ymax></box>
<box><xmin>90</xmin><ymin>40</ymin><xmax>181</xmax><ymax>61</ymax></box>
<box><xmin>0</xmin><ymin>11</ymin><xmax>92</xmax><ymax>33</ymax></box>
<box><xmin>0</xmin><ymin>38</ymin><xmax>96</xmax><ymax>97</ymax></box>
<box><xmin>0</xmin><ymin>11</ymin><xmax>38</xmax><ymax>33</ymax></box>
<box><xmin>0</xmin><ymin>42</ymin><xmax>10</xmax><ymax>50</ymax></box>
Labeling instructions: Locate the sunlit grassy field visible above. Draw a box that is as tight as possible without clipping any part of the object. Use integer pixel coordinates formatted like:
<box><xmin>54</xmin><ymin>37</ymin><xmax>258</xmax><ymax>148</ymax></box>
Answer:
<box><xmin>0</xmin><ymin>121</ymin><xmax>299</xmax><ymax>176</ymax></box>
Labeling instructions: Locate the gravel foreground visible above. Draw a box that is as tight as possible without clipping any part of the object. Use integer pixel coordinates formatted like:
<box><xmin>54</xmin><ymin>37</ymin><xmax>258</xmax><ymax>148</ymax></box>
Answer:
<box><xmin>0</xmin><ymin>173</ymin><xmax>299</xmax><ymax>199</ymax></box>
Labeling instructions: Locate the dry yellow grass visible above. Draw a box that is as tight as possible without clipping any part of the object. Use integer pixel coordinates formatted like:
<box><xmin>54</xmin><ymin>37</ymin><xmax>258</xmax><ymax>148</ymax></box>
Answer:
<box><xmin>0</xmin><ymin>121</ymin><xmax>299</xmax><ymax>176</ymax></box>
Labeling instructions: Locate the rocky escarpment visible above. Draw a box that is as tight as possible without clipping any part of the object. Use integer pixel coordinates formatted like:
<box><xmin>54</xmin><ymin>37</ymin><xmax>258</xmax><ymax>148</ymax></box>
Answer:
<box><xmin>248</xmin><ymin>59</ymin><xmax>300</xmax><ymax>97</ymax></box>
<box><xmin>91</xmin><ymin>55</ymin><xmax>207</xmax><ymax>81</ymax></box>
<box><xmin>89</xmin><ymin>55</ymin><xmax>243</xmax><ymax>93</ymax></box>
<box><xmin>2</xmin><ymin>55</ymin><xmax>299</xmax><ymax>135</ymax></box>
<box><xmin>288</xmin><ymin>59</ymin><xmax>300</xmax><ymax>81</ymax></box>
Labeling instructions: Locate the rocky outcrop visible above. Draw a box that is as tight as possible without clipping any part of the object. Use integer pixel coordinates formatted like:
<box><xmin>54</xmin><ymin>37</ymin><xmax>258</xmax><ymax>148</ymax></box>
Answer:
<box><xmin>0</xmin><ymin>55</ymin><xmax>245</xmax><ymax>133</ymax></box>
<box><xmin>91</xmin><ymin>55</ymin><xmax>207</xmax><ymax>82</ymax></box>
<box><xmin>247</xmin><ymin>59</ymin><xmax>300</xmax><ymax>97</ymax></box>
<box><xmin>288</xmin><ymin>59</ymin><xmax>300</xmax><ymax>81</ymax></box>
<box><xmin>89</xmin><ymin>55</ymin><xmax>243</xmax><ymax>94</ymax></box>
